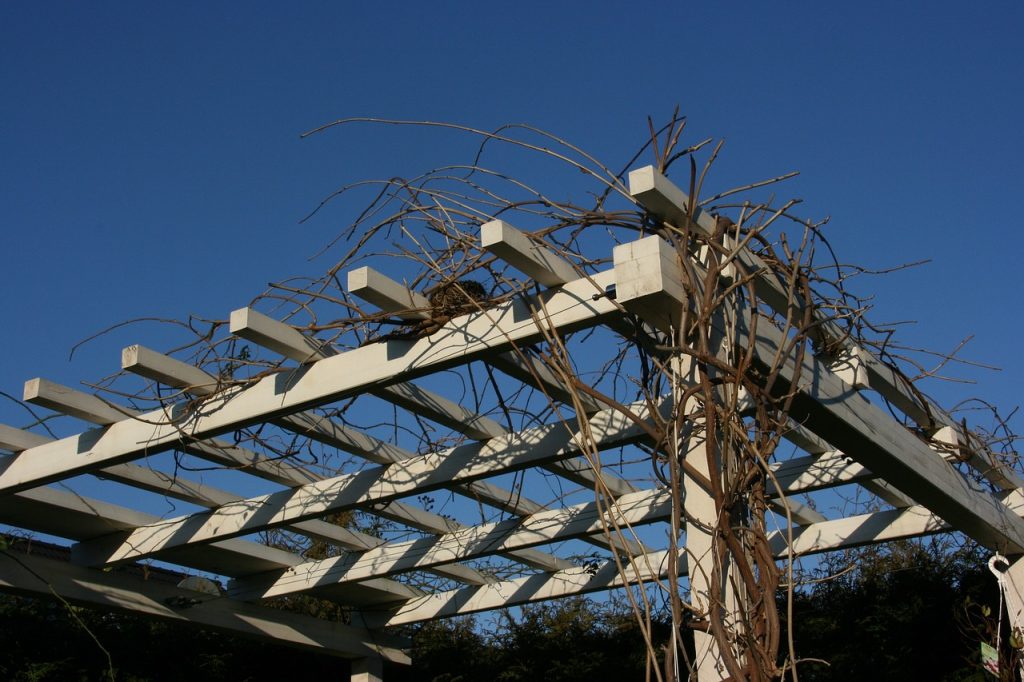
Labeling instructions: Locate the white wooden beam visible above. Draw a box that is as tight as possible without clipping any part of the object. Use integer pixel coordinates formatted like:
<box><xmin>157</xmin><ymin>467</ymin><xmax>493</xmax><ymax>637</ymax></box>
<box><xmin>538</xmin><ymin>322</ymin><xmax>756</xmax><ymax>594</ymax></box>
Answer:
<box><xmin>858</xmin><ymin>353</ymin><xmax>1022</xmax><ymax>490</ymax></box>
<box><xmin>71</xmin><ymin>401</ymin><xmax>651</xmax><ymax>566</ymax></box>
<box><xmin>288</xmin><ymin>410</ymin><xmax>549</xmax><ymax>518</ymax></box>
<box><xmin>545</xmin><ymin>456</ymin><xmax>638</xmax><ymax>497</ymax></box>
<box><xmin>370</xmin><ymin>504</ymin><xmax>908</xmax><ymax>626</ymax></box>
<box><xmin>276</xmin><ymin>411</ymin><xmax>411</xmax><ymax>465</ymax></box>
<box><xmin>226</xmin><ymin>300</ymin><xmax>638</xmax><ymax>544</ymax></box>
<box><xmin>0</xmin><ymin>268</ymin><xmax>616</xmax><ymax>494</ymax></box>
<box><xmin>228</xmin><ymin>488</ymin><xmax>670</xmax><ymax>600</ymax></box>
<box><xmin>230</xmin><ymin>304</ymin><xmax>622</xmax><ymax>500</ymax></box>
<box><xmin>121</xmin><ymin>347</ymin><xmax>574</xmax><ymax>573</ymax></box>
<box><xmin>367</xmin><ymin>547</ymin><xmax>678</xmax><ymax>627</ymax></box>
<box><xmin>629</xmin><ymin>165</ymin><xmax>832</xmax><ymax>349</ymax></box>
<box><xmin>23</xmin><ymin>377</ymin><xmax>318</xmax><ymax>487</ymax></box>
<box><xmin>362</xmin><ymin>488</ymin><xmax>1009</xmax><ymax>628</ymax></box>
<box><xmin>371</xmin><ymin>498</ymin><xmax>571</xmax><ymax>573</ymax></box>
<box><xmin>769</xmin><ymin>498</ymin><xmax>826</xmax><ymax>525</ymax></box>
<box><xmin>229</xmin><ymin>307</ymin><xmax>333</xmax><ymax>362</ymax></box>
<box><xmin>372</xmin><ymin>380</ymin><xmax>506</xmax><ymax>441</ymax></box>
<box><xmin>220</xmin><ymin>321</ymin><xmax>578</xmax><ymax>573</ymax></box>
<box><xmin>24</xmin><ymin>377</ymin><xmax>136</xmax><ymax>425</ymax></box>
<box><xmin>612</xmin><ymin>235</ymin><xmax>689</xmax><ymax>333</ymax></box>
<box><xmin>769</xmin><ymin>451</ymin><xmax>909</xmax><ymax>515</ymax></box>
<box><xmin>348</xmin><ymin>264</ymin><xmax>603</xmax><ymax>414</ymax></box>
<box><xmin>770</xmin><ymin>452</ymin><xmax>870</xmax><ymax>493</ymax></box>
<box><xmin>630</xmin><ymin>166</ymin><xmax>1021</xmax><ymax>491</ymax></box>
<box><xmin>18</xmin><ymin>342</ymin><xmax>888</xmax><ymax>577</ymax></box>
<box><xmin>777</xmin><ymin>485</ymin><xmax>1023</xmax><ymax>559</ymax></box>
<box><xmin>370</xmin><ymin>490</ymin><xmax>1024</xmax><ymax>627</ymax></box>
<box><xmin>232</xmin><ymin>442</ymin><xmax>886</xmax><ymax>601</ymax></box>
<box><xmin>480</xmin><ymin>219</ymin><xmax>579</xmax><ymax>287</ymax></box>
<box><xmin>746</xmin><ymin>308</ymin><xmax>1024</xmax><ymax>552</ymax></box>
<box><xmin>238</xmin><ymin>436</ymin><xmax>916</xmax><ymax>601</ymax></box>
<box><xmin>629</xmin><ymin>165</ymin><xmax>796</xmax><ymax>317</ymax></box>
<box><xmin>122</xmin><ymin>344</ymin><xmax>218</xmax><ymax>396</ymax></box>
<box><xmin>0</xmin><ymin>473</ymin><xmax>424</xmax><ymax>605</ymax></box>
<box><xmin>781</xmin><ymin>422</ymin><xmax>832</xmax><ymax>455</ymax></box>
<box><xmin>375</xmin><ymin>379</ymin><xmax>639</xmax><ymax>502</ymax></box>
<box><xmin>0</xmin><ymin>423</ymin><xmax>50</xmax><ymax>451</ymax></box>
<box><xmin>0</xmin><ymin>548</ymin><xmax>409</xmax><ymax>663</ymax></box>
<box><xmin>23</xmin><ymin>378</ymin><xmax>317</xmax><ymax>486</ymax></box>
<box><xmin>930</xmin><ymin>425</ymin><xmax>966</xmax><ymax>462</ymax></box>
<box><xmin>2</xmin><ymin>417</ymin><xmax>486</xmax><ymax>586</ymax></box>
<box><xmin>826</xmin><ymin>347</ymin><xmax>869</xmax><ymax>391</ymax></box>
<box><xmin>860</xmin><ymin>479</ymin><xmax>916</xmax><ymax>508</ymax></box>
<box><xmin>347</xmin><ymin>266</ymin><xmax>431</xmax><ymax>321</ymax></box>
<box><xmin>628</xmin><ymin>166</ymin><xmax>712</xmax><ymax>236</ymax></box>
<box><xmin>0</xmin><ymin>484</ymin><xmax>296</xmax><ymax>576</ymax></box>
<box><xmin>124</xmin><ymin>347</ymin><xmax>506</xmax><ymax>538</ymax></box>
<box><xmin>683</xmin><ymin>432</ymin><xmax>729</xmax><ymax>679</ymax></box>
<box><xmin>378</xmin><ymin>380</ymin><xmax>638</xmax><ymax>502</ymax></box>
<box><xmin>278</xmin><ymin>411</ymin><xmax>548</xmax><ymax>517</ymax></box>
<box><xmin>612</xmin><ymin>233</ymin><xmax>1024</xmax><ymax>552</ymax></box>
<box><xmin>283</xmin><ymin>413</ymin><xmax>611</xmax><ymax>566</ymax></box>
<box><xmin>16</xmin><ymin>367</ymin><xmax>877</xmax><ymax>567</ymax></box>
<box><xmin>776</xmin><ymin>423</ymin><xmax>915</xmax><ymax>507</ymax></box>
<box><xmin>770</xmin><ymin>505</ymin><xmax>948</xmax><ymax>557</ymax></box>
<box><xmin>101</xmin><ymin>469</ymin><xmax>487</xmax><ymax>584</ymax></box>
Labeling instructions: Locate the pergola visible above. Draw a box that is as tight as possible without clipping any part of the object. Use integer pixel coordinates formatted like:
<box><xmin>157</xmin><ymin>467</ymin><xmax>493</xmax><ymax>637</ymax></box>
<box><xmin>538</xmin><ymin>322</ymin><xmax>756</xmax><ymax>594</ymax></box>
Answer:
<box><xmin>2</xmin><ymin>165</ymin><xmax>1022</xmax><ymax>681</ymax></box>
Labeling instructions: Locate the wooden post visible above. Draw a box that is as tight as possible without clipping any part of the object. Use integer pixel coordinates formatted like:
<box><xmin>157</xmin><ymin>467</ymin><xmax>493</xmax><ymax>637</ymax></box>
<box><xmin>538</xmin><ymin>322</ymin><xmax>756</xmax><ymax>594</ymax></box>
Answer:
<box><xmin>615</xmin><ymin>232</ymin><xmax>755</xmax><ymax>680</ymax></box>
<box><xmin>683</xmin><ymin>439</ymin><xmax>728</xmax><ymax>679</ymax></box>
<box><xmin>676</xmin><ymin>356</ymin><xmax>742</xmax><ymax>681</ymax></box>
<box><xmin>351</xmin><ymin>656</ymin><xmax>384</xmax><ymax>682</ymax></box>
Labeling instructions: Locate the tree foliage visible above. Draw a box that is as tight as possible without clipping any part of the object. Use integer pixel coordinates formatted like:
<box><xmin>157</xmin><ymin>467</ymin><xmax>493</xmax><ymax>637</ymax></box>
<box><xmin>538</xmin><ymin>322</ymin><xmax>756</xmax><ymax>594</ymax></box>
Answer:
<box><xmin>393</xmin><ymin>597</ymin><xmax>673</xmax><ymax>682</ymax></box>
<box><xmin>0</xmin><ymin>593</ymin><xmax>350</xmax><ymax>681</ymax></box>
<box><xmin>398</xmin><ymin>542</ymin><xmax>1006</xmax><ymax>682</ymax></box>
<box><xmin>0</xmin><ymin>544</ymin><xmax>1010</xmax><ymax>681</ymax></box>
<box><xmin>784</xmin><ymin>540</ymin><xmax>1001</xmax><ymax>681</ymax></box>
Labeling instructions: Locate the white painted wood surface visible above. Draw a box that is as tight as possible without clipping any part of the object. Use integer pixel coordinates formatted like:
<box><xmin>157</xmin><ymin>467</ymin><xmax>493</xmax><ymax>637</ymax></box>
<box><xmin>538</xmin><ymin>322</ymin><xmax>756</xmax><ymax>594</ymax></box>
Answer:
<box><xmin>229</xmin><ymin>488</ymin><xmax>670</xmax><ymax>600</ymax></box>
<box><xmin>348</xmin><ymin>266</ymin><xmax>431</xmax><ymax>320</ymax></box>
<box><xmin>612</xmin><ymin>233</ymin><xmax>1024</xmax><ymax>553</ymax></box>
<box><xmin>71</xmin><ymin>401</ymin><xmax>650</xmax><ymax>565</ymax></box>
<box><xmin>0</xmin><ymin>269</ymin><xmax>617</xmax><ymax>494</ymax></box>
<box><xmin>480</xmin><ymin>219</ymin><xmax>579</xmax><ymax>286</ymax></box>
<box><xmin>0</xmin><ymin>549</ymin><xmax>409</xmax><ymax>663</ymax></box>
<box><xmin>629</xmin><ymin>166</ymin><xmax>1020</xmax><ymax>491</ymax></box>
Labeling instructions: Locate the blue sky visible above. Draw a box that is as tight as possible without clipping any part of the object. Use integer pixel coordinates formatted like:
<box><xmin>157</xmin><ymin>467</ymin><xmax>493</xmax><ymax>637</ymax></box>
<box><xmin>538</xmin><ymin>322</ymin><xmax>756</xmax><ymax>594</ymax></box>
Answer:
<box><xmin>2</xmin><ymin>2</ymin><xmax>1022</xmax><ymax>453</ymax></box>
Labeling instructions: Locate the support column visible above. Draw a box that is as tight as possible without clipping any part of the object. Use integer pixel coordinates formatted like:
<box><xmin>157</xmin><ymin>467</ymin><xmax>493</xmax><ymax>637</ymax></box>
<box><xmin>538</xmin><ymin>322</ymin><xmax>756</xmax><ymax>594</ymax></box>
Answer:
<box><xmin>674</xmin><ymin>352</ymin><xmax>741</xmax><ymax>682</ymax></box>
<box><xmin>351</xmin><ymin>656</ymin><xmax>383</xmax><ymax>682</ymax></box>
<box><xmin>675</xmin><ymin>246</ymin><xmax>749</xmax><ymax>681</ymax></box>
<box><xmin>683</xmin><ymin>433</ymin><xmax>732</xmax><ymax>681</ymax></box>
<box><xmin>615</xmin><ymin>233</ymin><xmax>760</xmax><ymax>680</ymax></box>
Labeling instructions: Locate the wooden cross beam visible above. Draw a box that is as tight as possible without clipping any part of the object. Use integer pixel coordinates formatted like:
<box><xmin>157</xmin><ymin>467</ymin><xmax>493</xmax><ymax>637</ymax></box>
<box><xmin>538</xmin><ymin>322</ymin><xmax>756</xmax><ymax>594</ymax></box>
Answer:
<box><xmin>612</xmin><ymin>233</ymin><xmax>1024</xmax><ymax>553</ymax></box>
<box><xmin>0</xmin><ymin>268</ymin><xmax>619</xmax><ymax>494</ymax></box>
<box><xmin>369</xmin><ymin>489</ymin><xmax>1024</xmax><ymax>627</ymax></box>
<box><xmin>70</xmin><ymin>401</ymin><xmax>652</xmax><ymax>566</ymax></box>
<box><xmin>228</xmin><ymin>488</ymin><xmax>670</xmax><ymax>601</ymax></box>
<box><xmin>629</xmin><ymin>166</ymin><xmax>1022</xmax><ymax>491</ymax></box>
<box><xmin>0</xmin><ymin>545</ymin><xmax>410</xmax><ymax>663</ymax></box>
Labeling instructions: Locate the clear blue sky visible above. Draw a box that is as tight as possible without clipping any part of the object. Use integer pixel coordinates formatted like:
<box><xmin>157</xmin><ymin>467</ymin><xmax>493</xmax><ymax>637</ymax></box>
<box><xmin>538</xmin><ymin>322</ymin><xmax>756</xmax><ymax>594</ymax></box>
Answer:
<box><xmin>2</xmin><ymin>1</ymin><xmax>1022</xmax><ymax>440</ymax></box>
